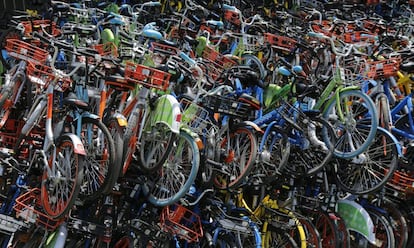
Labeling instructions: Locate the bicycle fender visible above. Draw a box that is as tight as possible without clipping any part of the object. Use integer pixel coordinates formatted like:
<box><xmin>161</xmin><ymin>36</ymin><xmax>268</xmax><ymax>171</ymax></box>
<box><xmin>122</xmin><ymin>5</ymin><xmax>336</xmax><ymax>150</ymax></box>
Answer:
<box><xmin>234</xmin><ymin>121</ymin><xmax>262</xmax><ymax>133</ymax></box>
<box><xmin>58</xmin><ymin>133</ymin><xmax>86</xmax><ymax>156</ymax></box>
<box><xmin>149</xmin><ymin>94</ymin><xmax>181</xmax><ymax>134</ymax></box>
<box><xmin>377</xmin><ymin>126</ymin><xmax>403</xmax><ymax>157</ymax></box>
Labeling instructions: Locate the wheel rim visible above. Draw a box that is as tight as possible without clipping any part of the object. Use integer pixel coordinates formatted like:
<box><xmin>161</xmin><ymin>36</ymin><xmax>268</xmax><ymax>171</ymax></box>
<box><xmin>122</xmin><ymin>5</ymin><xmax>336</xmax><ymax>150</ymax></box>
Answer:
<box><xmin>214</xmin><ymin>128</ymin><xmax>257</xmax><ymax>189</ymax></box>
<box><xmin>41</xmin><ymin>140</ymin><xmax>80</xmax><ymax>218</ymax></box>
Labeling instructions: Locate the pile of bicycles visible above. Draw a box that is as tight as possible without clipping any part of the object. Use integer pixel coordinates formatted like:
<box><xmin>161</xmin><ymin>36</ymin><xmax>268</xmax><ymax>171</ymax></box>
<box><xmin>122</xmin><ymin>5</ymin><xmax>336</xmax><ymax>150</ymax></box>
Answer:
<box><xmin>0</xmin><ymin>0</ymin><xmax>414</xmax><ymax>247</ymax></box>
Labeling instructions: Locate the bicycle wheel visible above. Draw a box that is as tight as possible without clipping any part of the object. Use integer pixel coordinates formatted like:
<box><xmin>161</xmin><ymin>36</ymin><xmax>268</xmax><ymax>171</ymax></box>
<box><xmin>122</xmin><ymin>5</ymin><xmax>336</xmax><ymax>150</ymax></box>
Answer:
<box><xmin>257</xmin><ymin>125</ymin><xmax>290</xmax><ymax>178</ymax></box>
<box><xmin>366</xmin><ymin>210</ymin><xmax>395</xmax><ymax>248</ymax></box>
<box><xmin>334</xmin><ymin>127</ymin><xmax>398</xmax><ymax>195</ymax></box>
<box><xmin>382</xmin><ymin>201</ymin><xmax>408</xmax><ymax>248</ymax></box>
<box><xmin>144</xmin><ymin>129</ymin><xmax>199</xmax><ymax>207</ymax></box>
<box><xmin>299</xmin><ymin>217</ymin><xmax>322</xmax><ymax>248</ymax></box>
<box><xmin>334</xmin><ymin>213</ymin><xmax>351</xmax><ymax>248</ymax></box>
<box><xmin>265</xmin><ymin>228</ymin><xmax>299</xmax><ymax>248</ymax></box>
<box><xmin>76</xmin><ymin>117</ymin><xmax>116</xmax><ymax>204</ymax></box>
<box><xmin>137</xmin><ymin>122</ymin><xmax>176</xmax><ymax>173</ymax></box>
<box><xmin>323</xmin><ymin>90</ymin><xmax>378</xmax><ymax>159</ymax></box>
<box><xmin>304</xmin><ymin>208</ymin><xmax>340</xmax><ymax>248</ymax></box>
<box><xmin>213</xmin><ymin>126</ymin><xmax>258</xmax><ymax>189</ymax></box>
<box><xmin>103</xmin><ymin>118</ymin><xmax>124</xmax><ymax>193</ymax></box>
<box><xmin>41</xmin><ymin>137</ymin><xmax>84</xmax><ymax>219</ymax></box>
<box><xmin>284</xmin><ymin>116</ymin><xmax>335</xmax><ymax>177</ymax></box>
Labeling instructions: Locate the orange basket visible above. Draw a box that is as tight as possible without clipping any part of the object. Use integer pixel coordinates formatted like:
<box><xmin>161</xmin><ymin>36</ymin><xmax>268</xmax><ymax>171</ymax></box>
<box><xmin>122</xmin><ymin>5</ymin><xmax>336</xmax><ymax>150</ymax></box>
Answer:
<box><xmin>92</xmin><ymin>42</ymin><xmax>119</xmax><ymax>58</ymax></box>
<box><xmin>264</xmin><ymin>33</ymin><xmax>296</xmax><ymax>52</ymax></box>
<box><xmin>202</xmin><ymin>46</ymin><xmax>238</xmax><ymax>70</ymax></box>
<box><xmin>124</xmin><ymin>62</ymin><xmax>171</xmax><ymax>91</ymax></box>
<box><xmin>223</xmin><ymin>10</ymin><xmax>241</xmax><ymax>26</ymax></box>
<box><xmin>20</xmin><ymin>20</ymin><xmax>61</xmax><ymax>37</ymax></box>
<box><xmin>5</xmin><ymin>39</ymin><xmax>49</xmax><ymax>64</ymax></box>
<box><xmin>365</xmin><ymin>58</ymin><xmax>401</xmax><ymax>79</ymax></box>
<box><xmin>386</xmin><ymin>169</ymin><xmax>414</xmax><ymax>199</ymax></box>
<box><xmin>160</xmin><ymin>204</ymin><xmax>203</xmax><ymax>243</ymax></box>
<box><xmin>26</xmin><ymin>62</ymin><xmax>72</xmax><ymax>92</ymax></box>
<box><xmin>13</xmin><ymin>188</ymin><xmax>64</xmax><ymax>230</ymax></box>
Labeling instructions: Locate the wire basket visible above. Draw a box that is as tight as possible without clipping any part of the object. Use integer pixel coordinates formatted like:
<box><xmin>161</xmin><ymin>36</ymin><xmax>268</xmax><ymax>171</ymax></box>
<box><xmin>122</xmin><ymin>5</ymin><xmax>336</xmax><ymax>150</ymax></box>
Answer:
<box><xmin>180</xmin><ymin>98</ymin><xmax>214</xmax><ymax>135</ymax></box>
<box><xmin>276</xmin><ymin>100</ymin><xmax>309</xmax><ymax>130</ymax></box>
<box><xmin>223</xmin><ymin>9</ymin><xmax>241</xmax><ymax>26</ymax></box>
<box><xmin>124</xmin><ymin>62</ymin><xmax>171</xmax><ymax>91</ymax></box>
<box><xmin>365</xmin><ymin>58</ymin><xmax>401</xmax><ymax>79</ymax></box>
<box><xmin>13</xmin><ymin>188</ymin><xmax>64</xmax><ymax>230</ymax></box>
<box><xmin>387</xmin><ymin>170</ymin><xmax>414</xmax><ymax>194</ymax></box>
<box><xmin>5</xmin><ymin>39</ymin><xmax>49</xmax><ymax>64</ymax></box>
<box><xmin>26</xmin><ymin>62</ymin><xmax>72</xmax><ymax>92</ymax></box>
<box><xmin>202</xmin><ymin>46</ymin><xmax>238</xmax><ymax>70</ymax></box>
<box><xmin>236</xmin><ymin>34</ymin><xmax>265</xmax><ymax>53</ymax></box>
<box><xmin>201</xmin><ymin>94</ymin><xmax>252</xmax><ymax>118</ymax></box>
<box><xmin>160</xmin><ymin>204</ymin><xmax>203</xmax><ymax>243</ymax></box>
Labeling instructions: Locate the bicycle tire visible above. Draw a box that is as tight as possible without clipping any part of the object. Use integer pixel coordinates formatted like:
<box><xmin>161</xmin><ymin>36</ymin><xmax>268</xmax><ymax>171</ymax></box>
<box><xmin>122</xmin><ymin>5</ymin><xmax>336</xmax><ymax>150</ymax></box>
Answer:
<box><xmin>334</xmin><ymin>127</ymin><xmax>398</xmax><ymax>195</ymax></box>
<box><xmin>366</xmin><ymin>210</ymin><xmax>395</xmax><ymax>248</ymax></box>
<box><xmin>241</xmin><ymin>53</ymin><xmax>267</xmax><ymax>85</ymax></box>
<box><xmin>382</xmin><ymin>201</ymin><xmax>408</xmax><ymax>248</ymax></box>
<box><xmin>265</xmin><ymin>227</ymin><xmax>299</xmax><ymax>248</ymax></box>
<box><xmin>41</xmin><ymin>136</ymin><xmax>84</xmax><ymax>219</ymax></box>
<box><xmin>299</xmin><ymin>216</ymin><xmax>322</xmax><ymax>248</ymax></box>
<box><xmin>213</xmin><ymin>126</ymin><xmax>258</xmax><ymax>189</ymax></box>
<box><xmin>323</xmin><ymin>90</ymin><xmax>378</xmax><ymax>159</ymax></box>
<box><xmin>76</xmin><ymin>117</ymin><xmax>116</xmax><ymax>204</ymax></box>
<box><xmin>334</xmin><ymin>213</ymin><xmax>351</xmax><ymax>248</ymax></box>
<box><xmin>137</xmin><ymin>122</ymin><xmax>176</xmax><ymax>173</ymax></box>
<box><xmin>122</xmin><ymin>108</ymin><xmax>142</xmax><ymax>176</ymax></box>
<box><xmin>103</xmin><ymin>118</ymin><xmax>125</xmax><ymax>193</ymax></box>
<box><xmin>378</xmin><ymin>95</ymin><xmax>391</xmax><ymax>132</ymax></box>
<box><xmin>144</xmin><ymin>129</ymin><xmax>199</xmax><ymax>207</ymax></box>
<box><xmin>304</xmin><ymin>208</ymin><xmax>340</xmax><ymax>248</ymax></box>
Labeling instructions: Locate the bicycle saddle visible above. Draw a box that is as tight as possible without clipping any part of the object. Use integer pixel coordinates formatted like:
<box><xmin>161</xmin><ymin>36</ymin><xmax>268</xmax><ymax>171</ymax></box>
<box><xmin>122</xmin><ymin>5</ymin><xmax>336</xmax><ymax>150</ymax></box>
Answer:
<box><xmin>226</xmin><ymin>66</ymin><xmax>261</xmax><ymax>87</ymax></box>
<box><xmin>295</xmin><ymin>82</ymin><xmax>320</xmax><ymax>99</ymax></box>
<box><xmin>62</xmin><ymin>93</ymin><xmax>90</xmax><ymax>111</ymax></box>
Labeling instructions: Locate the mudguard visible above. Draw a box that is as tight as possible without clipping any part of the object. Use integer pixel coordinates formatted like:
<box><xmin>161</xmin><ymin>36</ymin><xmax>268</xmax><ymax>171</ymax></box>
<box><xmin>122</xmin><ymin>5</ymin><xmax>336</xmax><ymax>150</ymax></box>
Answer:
<box><xmin>233</xmin><ymin>120</ymin><xmax>262</xmax><ymax>133</ymax></box>
<box><xmin>58</xmin><ymin>133</ymin><xmax>86</xmax><ymax>156</ymax></box>
<box><xmin>147</xmin><ymin>94</ymin><xmax>181</xmax><ymax>134</ymax></box>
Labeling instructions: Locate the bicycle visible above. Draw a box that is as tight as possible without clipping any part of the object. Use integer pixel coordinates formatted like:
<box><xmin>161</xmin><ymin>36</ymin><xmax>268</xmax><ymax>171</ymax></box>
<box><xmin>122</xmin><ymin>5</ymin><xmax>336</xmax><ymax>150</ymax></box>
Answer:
<box><xmin>307</xmin><ymin>31</ymin><xmax>378</xmax><ymax>159</ymax></box>
<box><xmin>10</xmin><ymin>40</ymin><xmax>86</xmax><ymax>219</ymax></box>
